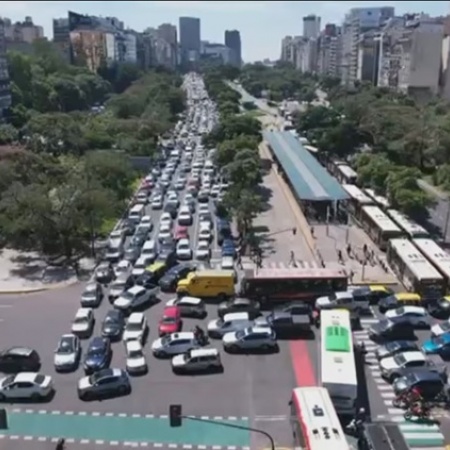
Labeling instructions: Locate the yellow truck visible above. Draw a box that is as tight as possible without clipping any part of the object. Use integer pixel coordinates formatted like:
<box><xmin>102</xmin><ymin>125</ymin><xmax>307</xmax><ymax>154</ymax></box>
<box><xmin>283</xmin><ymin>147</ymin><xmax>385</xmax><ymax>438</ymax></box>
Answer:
<box><xmin>177</xmin><ymin>270</ymin><xmax>235</xmax><ymax>300</ymax></box>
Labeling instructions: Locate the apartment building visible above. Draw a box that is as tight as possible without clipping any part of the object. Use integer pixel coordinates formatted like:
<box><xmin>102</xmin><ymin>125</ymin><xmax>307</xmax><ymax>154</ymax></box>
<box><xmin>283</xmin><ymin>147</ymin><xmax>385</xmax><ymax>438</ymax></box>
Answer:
<box><xmin>2</xmin><ymin>16</ymin><xmax>44</xmax><ymax>44</ymax></box>
<box><xmin>377</xmin><ymin>14</ymin><xmax>443</xmax><ymax>96</ymax></box>
<box><xmin>317</xmin><ymin>25</ymin><xmax>340</xmax><ymax>77</ymax></box>
<box><xmin>225</xmin><ymin>30</ymin><xmax>242</xmax><ymax>67</ymax></box>
<box><xmin>53</xmin><ymin>18</ymin><xmax>71</xmax><ymax>61</ymax></box>
<box><xmin>303</xmin><ymin>15</ymin><xmax>321</xmax><ymax>39</ymax></box>
<box><xmin>339</xmin><ymin>6</ymin><xmax>395</xmax><ymax>85</ymax></box>
<box><xmin>157</xmin><ymin>23</ymin><xmax>178</xmax><ymax>68</ymax></box>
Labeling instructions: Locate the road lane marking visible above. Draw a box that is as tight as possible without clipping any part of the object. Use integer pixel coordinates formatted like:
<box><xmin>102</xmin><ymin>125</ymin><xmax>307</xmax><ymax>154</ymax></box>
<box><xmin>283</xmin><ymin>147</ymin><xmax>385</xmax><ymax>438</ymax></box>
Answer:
<box><xmin>254</xmin><ymin>415</ymin><xmax>288</xmax><ymax>422</ymax></box>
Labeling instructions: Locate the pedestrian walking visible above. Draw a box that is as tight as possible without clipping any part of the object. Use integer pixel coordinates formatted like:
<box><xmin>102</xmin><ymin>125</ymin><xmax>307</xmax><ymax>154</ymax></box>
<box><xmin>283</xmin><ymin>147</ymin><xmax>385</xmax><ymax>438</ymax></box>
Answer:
<box><xmin>349</xmin><ymin>269</ymin><xmax>355</xmax><ymax>283</ymax></box>
<box><xmin>289</xmin><ymin>250</ymin><xmax>295</xmax><ymax>266</ymax></box>
<box><xmin>363</xmin><ymin>243</ymin><xmax>368</xmax><ymax>255</ymax></box>
<box><xmin>310</xmin><ymin>226</ymin><xmax>315</xmax><ymax>237</ymax></box>
<box><xmin>337</xmin><ymin>249</ymin><xmax>343</xmax><ymax>263</ymax></box>
<box><xmin>347</xmin><ymin>243</ymin><xmax>352</xmax><ymax>256</ymax></box>
<box><xmin>237</xmin><ymin>254</ymin><xmax>243</xmax><ymax>269</ymax></box>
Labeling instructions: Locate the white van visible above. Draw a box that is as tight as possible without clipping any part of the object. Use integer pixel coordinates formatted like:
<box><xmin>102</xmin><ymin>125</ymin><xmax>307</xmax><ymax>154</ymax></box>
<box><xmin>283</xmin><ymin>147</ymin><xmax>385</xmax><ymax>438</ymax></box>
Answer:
<box><xmin>128</xmin><ymin>204</ymin><xmax>145</xmax><ymax>224</ymax></box>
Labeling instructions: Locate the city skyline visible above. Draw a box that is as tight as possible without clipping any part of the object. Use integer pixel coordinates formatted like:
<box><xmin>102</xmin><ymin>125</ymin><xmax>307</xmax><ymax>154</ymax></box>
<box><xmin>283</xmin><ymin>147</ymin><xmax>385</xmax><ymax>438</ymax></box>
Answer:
<box><xmin>1</xmin><ymin>1</ymin><xmax>449</xmax><ymax>61</ymax></box>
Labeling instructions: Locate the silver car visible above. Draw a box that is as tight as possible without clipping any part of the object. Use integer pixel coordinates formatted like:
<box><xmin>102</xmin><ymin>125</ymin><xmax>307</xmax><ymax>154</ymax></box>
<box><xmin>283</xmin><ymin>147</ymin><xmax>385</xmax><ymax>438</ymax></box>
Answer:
<box><xmin>81</xmin><ymin>283</ymin><xmax>103</xmax><ymax>308</ymax></box>
<box><xmin>77</xmin><ymin>368</ymin><xmax>131</xmax><ymax>401</ymax></box>
<box><xmin>222</xmin><ymin>326</ymin><xmax>277</xmax><ymax>352</ymax></box>
<box><xmin>54</xmin><ymin>334</ymin><xmax>81</xmax><ymax>372</ymax></box>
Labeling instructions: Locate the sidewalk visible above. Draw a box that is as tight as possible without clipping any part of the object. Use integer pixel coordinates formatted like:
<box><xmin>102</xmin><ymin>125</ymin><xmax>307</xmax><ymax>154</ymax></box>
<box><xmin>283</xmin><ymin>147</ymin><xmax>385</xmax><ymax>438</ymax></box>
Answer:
<box><xmin>0</xmin><ymin>249</ymin><xmax>95</xmax><ymax>294</ymax></box>
<box><xmin>311</xmin><ymin>224</ymin><xmax>398</xmax><ymax>285</ymax></box>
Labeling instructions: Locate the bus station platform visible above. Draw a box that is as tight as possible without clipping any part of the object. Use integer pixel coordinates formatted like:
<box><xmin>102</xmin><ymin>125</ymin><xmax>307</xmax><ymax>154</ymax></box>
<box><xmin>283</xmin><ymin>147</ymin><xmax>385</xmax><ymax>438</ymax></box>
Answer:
<box><xmin>262</xmin><ymin>130</ymin><xmax>349</xmax><ymax>202</ymax></box>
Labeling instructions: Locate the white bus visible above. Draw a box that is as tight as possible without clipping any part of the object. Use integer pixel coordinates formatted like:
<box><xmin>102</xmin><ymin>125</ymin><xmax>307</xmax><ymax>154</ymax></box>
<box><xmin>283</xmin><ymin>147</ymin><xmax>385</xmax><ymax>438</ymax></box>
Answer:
<box><xmin>342</xmin><ymin>184</ymin><xmax>375</xmax><ymax>220</ymax></box>
<box><xmin>387</xmin><ymin>238</ymin><xmax>445</xmax><ymax>297</ymax></box>
<box><xmin>360</xmin><ymin>205</ymin><xmax>404</xmax><ymax>251</ymax></box>
<box><xmin>413</xmin><ymin>238</ymin><xmax>450</xmax><ymax>292</ymax></box>
<box><xmin>364</xmin><ymin>189</ymin><xmax>390</xmax><ymax>211</ymax></box>
<box><xmin>387</xmin><ymin>209</ymin><xmax>429</xmax><ymax>240</ymax></box>
<box><xmin>336</xmin><ymin>164</ymin><xmax>358</xmax><ymax>185</ymax></box>
<box><xmin>320</xmin><ymin>310</ymin><xmax>357</xmax><ymax>416</ymax></box>
<box><xmin>289</xmin><ymin>387</ymin><xmax>351</xmax><ymax>450</ymax></box>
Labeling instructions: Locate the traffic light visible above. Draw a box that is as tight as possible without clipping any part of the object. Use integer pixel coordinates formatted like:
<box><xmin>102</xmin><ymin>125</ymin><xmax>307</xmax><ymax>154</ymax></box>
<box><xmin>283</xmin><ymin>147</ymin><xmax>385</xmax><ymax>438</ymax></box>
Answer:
<box><xmin>169</xmin><ymin>404</ymin><xmax>182</xmax><ymax>427</ymax></box>
<box><xmin>292</xmin><ymin>227</ymin><xmax>297</xmax><ymax>235</ymax></box>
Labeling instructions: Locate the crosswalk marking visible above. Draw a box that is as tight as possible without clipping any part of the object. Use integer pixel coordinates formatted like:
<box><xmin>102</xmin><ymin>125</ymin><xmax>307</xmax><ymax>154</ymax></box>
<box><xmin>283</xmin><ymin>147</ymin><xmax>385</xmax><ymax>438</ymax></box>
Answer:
<box><xmin>206</xmin><ymin>260</ymin><xmax>320</xmax><ymax>270</ymax></box>
<box><xmin>352</xmin><ymin>320</ymin><xmax>446</xmax><ymax>448</ymax></box>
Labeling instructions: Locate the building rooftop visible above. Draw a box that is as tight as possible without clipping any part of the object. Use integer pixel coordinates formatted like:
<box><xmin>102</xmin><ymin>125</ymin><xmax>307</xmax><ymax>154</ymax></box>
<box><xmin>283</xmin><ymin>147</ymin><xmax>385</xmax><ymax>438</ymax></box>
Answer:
<box><xmin>263</xmin><ymin>130</ymin><xmax>349</xmax><ymax>202</ymax></box>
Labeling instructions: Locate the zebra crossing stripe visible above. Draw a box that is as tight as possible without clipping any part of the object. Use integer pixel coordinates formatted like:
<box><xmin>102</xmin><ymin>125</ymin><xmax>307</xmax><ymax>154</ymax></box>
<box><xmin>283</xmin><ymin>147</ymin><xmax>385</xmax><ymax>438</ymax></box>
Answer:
<box><xmin>396</xmin><ymin>422</ymin><xmax>445</xmax><ymax>447</ymax></box>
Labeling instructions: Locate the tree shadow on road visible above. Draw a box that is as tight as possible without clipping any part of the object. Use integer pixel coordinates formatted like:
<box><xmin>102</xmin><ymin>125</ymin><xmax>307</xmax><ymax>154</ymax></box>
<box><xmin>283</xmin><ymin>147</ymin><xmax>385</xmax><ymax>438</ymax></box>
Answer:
<box><xmin>256</xmin><ymin>185</ymin><xmax>273</xmax><ymax>213</ymax></box>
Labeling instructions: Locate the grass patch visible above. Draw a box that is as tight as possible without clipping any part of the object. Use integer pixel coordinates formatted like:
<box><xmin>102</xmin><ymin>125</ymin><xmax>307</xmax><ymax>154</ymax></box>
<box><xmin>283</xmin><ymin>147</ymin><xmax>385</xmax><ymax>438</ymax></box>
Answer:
<box><xmin>242</xmin><ymin>110</ymin><xmax>263</xmax><ymax>118</ymax></box>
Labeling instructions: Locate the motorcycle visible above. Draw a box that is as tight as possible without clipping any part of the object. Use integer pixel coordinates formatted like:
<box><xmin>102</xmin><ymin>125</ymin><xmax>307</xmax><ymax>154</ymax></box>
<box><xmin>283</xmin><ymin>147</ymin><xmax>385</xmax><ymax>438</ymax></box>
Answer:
<box><xmin>404</xmin><ymin>403</ymin><xmax>431</xmax><ymax>421</ymax></box>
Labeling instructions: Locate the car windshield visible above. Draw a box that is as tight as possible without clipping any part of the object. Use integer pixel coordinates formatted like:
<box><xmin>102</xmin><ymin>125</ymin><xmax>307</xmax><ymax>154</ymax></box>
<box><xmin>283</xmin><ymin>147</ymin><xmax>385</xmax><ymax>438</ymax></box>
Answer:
<box><xmin>386</xmin><ymin>342</ymin><xmax>400</xmax><ymax>351</ymax></box>
<box><xmin>127</xmin><ymin>322</ymin><xmax>142</xmax><ymax>332</ymax></box>
<box><xmin>74</xmin><ymin>316</ymin><xmax>88</xmax><ymax>324</ymax></box>
<box><xmin>104</xmin><ymin>315</ymin><xmax>118</xmax><ymax>324</ymax></box>
<box><xmin>396</xmin><ymin>307</ymin><xmax>405</xmax><ymax>315</ymax></box>
<box><xmin>129</xmin><ymin>348</ymin><xmax>144</xmax><ymax>358</ymax></box>
<box><xmin>236</xmin><ymin>329</ymin><xmax>248</xmax><ymax>339</ymax></box>
<box><xmin>121</xmin><ymin>292</ymin><xmax>134</xmax><ymax>300</ymax></box>
<box><xmin>57</xmin><ymin>338</ymin><xmax>74</xmax><ymax>353</ymax></box>
<box><xmin>393</xmin><ymin>354</ymin><xmax>406</xmax><ymax>366</ymax></box>
<box><xmin>2</xmin><ymin>375</ymin><xmax>14</xmax><ymax>386</ymax></box>
<box><xmin>89</xmin><ymin>371</ymin><xmax>108</xmax><ymax>384</ymax></box>
<box><xmin>442</xmin><ymin>323</ymin><xmax>450</xmax><ymax>331</ymax></box>
<box><xmin>88</xmin><ymin>345</ymin><xmax>105</xmax><ymax>356</ymax></box>
<box><xmin>116</xmin><ymin>266</ymin><xmax>128</xmax><ymax>274</ymax></box>
<box><xmin>434</xmin><ymin>336</ymin><xmax>447</xmax><ymax>346</ymax></box>
<box><xmin>379</xmin><ymin>319</ymin><xmax>391</xmax><ymax>330</ymax></box>
<box><xmin>161</xmin><ymin>316</ymin><xmax>176</xmax><ymax>324</ymax></box>
<box><xmin>83</xmin><ymin>290</ymin><xmax>96</xmax><ymax>298</ymax></box>
<box><xmin>161</xmin><ymin>335</ymin><xmax>172</xmax><ymax>344</ymax></box>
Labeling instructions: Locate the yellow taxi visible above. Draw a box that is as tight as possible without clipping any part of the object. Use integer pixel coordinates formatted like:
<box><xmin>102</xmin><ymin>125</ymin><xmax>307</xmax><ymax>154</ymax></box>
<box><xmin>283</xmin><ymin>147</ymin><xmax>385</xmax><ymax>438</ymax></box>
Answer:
<box><xmin>378</xmin><ymin>292</ymin><xmax>422</xmax><ymax>314</ymax></box>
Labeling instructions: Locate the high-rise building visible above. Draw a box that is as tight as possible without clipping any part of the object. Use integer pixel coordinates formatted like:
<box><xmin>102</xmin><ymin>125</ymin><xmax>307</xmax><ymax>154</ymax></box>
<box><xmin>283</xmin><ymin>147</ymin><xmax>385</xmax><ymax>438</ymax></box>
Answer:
<box><xmin>53</xmin><ymin>18</ymin><xmax>70</xmax><ymax>61</ymax></box>
<box><xmin>224</xmin><ymin>30</ymin><xmax>242</xmax><ymax>67</ymax></box>
<box><xmin>179</xmin><ymin>17</ymin><xmax>200</xmax><ymax>64</ymax></box>
<box><xmin>0</xmin><ymin>19</ymin><xmax>11</xmax><ymax>116</ymax></box>
<box><xmin>339</xmin><ymin>6</ymin><xmax>394</xmax><ymax>85</ymax></box>
<box><xmin>303</xmin><ymin>15</ymin><xmax>321</xmax><ymax>39</ymax></box>
<box><xmin>157</xmin><ymin>23</ymin><xmax>178</xmax><ymax>68</ymax></box>
<box><xmin>2</xmin><ymin>16</ymin><xmax>44</xmax><ymax>44</ymax></box>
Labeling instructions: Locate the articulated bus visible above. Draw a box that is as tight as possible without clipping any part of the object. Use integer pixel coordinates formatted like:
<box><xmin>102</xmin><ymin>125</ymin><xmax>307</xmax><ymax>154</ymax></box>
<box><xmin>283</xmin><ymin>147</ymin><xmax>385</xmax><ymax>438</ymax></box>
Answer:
<box><xmin>289</xmin><ymin>387</ymin><xmax>351</xmax><ymax>450</ymax></box>
<box><xmin>360</xmin><ymin>205</ymin><xmax>404</xmax><ymax>251</ymax></box>
<box><xmin>320</xmin><ymin>310</ymin><xmax>357</xmax><ymax>416</ymax></box>
<box><xmin>386</xmin><ymin>209</ymin><xmax>430</xmax><ymax>240</ymax></box>
<box><xmin>240</xmin><ymin>268</ymin><xmax>348</xmax><ymax>305</ymax></box>
<box><xmin>342</xmin><ymin>184</ymin><xmax>375</xmax><ymax>220</ymax></box>
<box><xmin>413</xmin><ymin>238</ymin><xmax>450</xmax><ymax>292</ymax></box>
<box><xmin>387</xmin><ymin>238</ymin><xmax>445</xmax><ymax>297</ymax></box>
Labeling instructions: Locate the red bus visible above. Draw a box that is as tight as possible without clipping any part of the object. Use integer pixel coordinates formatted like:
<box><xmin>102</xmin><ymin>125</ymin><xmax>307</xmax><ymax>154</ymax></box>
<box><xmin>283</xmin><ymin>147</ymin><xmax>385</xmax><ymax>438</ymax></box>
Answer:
<box><xmin>239</xmin><ymin>268</ymin><xmax>347</xmax><ymax>305</ymax></box>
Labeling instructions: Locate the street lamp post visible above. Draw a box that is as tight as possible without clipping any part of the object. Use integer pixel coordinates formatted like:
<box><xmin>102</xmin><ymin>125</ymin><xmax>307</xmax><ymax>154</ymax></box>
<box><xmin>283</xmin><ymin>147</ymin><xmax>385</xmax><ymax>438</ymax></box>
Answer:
<box><xmin>443</xmin><ymin>200</ymin><xmax>450</xmax><ymax>244</ymax></box>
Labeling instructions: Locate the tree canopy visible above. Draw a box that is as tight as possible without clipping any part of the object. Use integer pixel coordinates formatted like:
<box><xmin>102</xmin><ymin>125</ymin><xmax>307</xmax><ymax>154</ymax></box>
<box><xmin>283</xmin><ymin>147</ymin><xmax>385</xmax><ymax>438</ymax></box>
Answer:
<box><xmin>202</xmin><ymin>68</ymin><xmax>263</xmax><ymax>245</ymax></box>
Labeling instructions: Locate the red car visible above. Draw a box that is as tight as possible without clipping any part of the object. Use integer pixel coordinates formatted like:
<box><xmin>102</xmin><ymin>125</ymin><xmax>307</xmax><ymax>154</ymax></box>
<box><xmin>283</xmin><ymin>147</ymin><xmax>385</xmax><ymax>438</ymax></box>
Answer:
<box><xmin>174</xmin><ymin>225</ymin><xmax>189</xmax><ymax>241</ymax></box>
<box><xmin>158</xmin><ymin>306</ymin><xmax>182</xmax><ymax>336</ymax></box>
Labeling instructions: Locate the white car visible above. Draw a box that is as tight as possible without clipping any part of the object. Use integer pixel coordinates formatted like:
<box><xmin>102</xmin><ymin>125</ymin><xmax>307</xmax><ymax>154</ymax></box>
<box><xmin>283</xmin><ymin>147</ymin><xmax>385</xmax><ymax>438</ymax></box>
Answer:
<box><xmin>178</xmin><ymin>208</ymin><xmax>193</xmax><ymax>226</ymax></box>
<box><xmin>166</xmin><ymin>296</ymin><xmax>206</xmax><ymax>318</ymax></box>
<box><xmin>71</xmin><ymin>308</ymin><xmax>95</xmax><ymax>338</ymax></box>
<box><xmin>172</xmin><ymin>348</ymin><xmax>222</xmax><ymax>374</ymax></box>
<box><xmin>196</xmin><ymin>240</ymin><xmax>211</xmax><ymax>260</ymax></box>
<box><xmin>158</xmin><ymin>223</ymin><xmax>172</xmax><ymax>242</ymax></box>
<box><xmin>123</xmin><ymin>312</ymin><xmax>148</xmax><ymax>343</ymax></box>
<box><xmin>114</xmin><ymin>286</ymin><xmax>154</xmax><ymax>312</ymax></box>
<box><xmin>385</xmin><ymin>306</ymin><xmax>430</xmax><ymax>328</ymax></box>
<box><xmin>160</xmin><ymin>212</ymin><xmax>172</xmax><ymax>227</ymax></box>
<box><xmin>114</xmin><ymin>260</ymin><xmax>132</xmax><ymax>279</ymax></box>
<box><xmin>379</xmin><ymin>351</ymin><xmax>427</xmax><ymax>381</ymax></box>
<box><xmin>199</xmin><ymin>220</ymin><xmax>211</xmax><ymax>230</ymax></box>
<box><xmin>151</xmin><ymin>332</ymin><xmax>201</xmax><ymax>357</ymax></box>
<box><xmin>211</xmin><ymin>185</ymin><xmax>221</xmax><ymax>197</ymax></box>
<box><xmin>207</xmin><ymin>312</ymin><xmax>252</xmax><ymax>339</ymax></box>
<box><xmin>315</xmin><ymin>291</ymin><xmax>355</xmax><ymax>310</ymax></box>
<box><xmin>176</xmin><ymin>239</ymin><xmax>192</xmax><ymax>260</ymax></box>
<box><xmin>140</xmin><ymin>215</ymin><xmax>152</xmax><ymax>227</ymax></box>
<box><xmin>125</xmin><ymin>340</ymin><xmax>148</xmax><ymax>375</ymax></box>
<box><xmin>198</xmin><ymin>227</ymin><xmax>212</xmax><ymax>242</ymax></box>
<box><xmin>54</xmin><ymin>334</ymin><xmax>81</xmax><ymax>372</ymax></box>
<box><xmin>198</xmin><ymin>204</ymin><xmax>210</xmax><ymax>215</ymax></box>
<box><xmin>151</xmin><ymin>197</ymin><xmax>163</xmax><ymax>210</ymax></box>
<box><xmin>222</xmin><ymin>326</ymin><xmax>277</xmax><ymax>352</ymax></box>
<box><xmin>0</xmin><ymin>372</ymin><xmax>53</xmax><ymax>400</ymax></box>
<box><xmin>431</xmin><ymin>320</ymin><xmax>450</xmax><ymax>337</ymax></box>
<box><xmin>132</xmin><ymin>256</ymin><xmax>152</xmax><ymax>277</ymax></box>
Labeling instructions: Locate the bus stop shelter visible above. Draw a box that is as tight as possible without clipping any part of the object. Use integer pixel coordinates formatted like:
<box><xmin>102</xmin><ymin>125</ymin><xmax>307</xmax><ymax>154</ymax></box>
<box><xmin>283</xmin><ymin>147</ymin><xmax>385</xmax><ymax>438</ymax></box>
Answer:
<box><xmin>263</xmin><ymin>130</ymin><xmax>349</xmax><ymax>221</ymax></box>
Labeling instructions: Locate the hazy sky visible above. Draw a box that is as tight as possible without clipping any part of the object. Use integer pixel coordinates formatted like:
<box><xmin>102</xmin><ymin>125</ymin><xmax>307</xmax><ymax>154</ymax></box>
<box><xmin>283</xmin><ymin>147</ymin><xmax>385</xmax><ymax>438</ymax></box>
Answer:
<box><xmin>2</xmin><ymin>1</ymin><xmax>449</xmax><ymax>61</ymax></box>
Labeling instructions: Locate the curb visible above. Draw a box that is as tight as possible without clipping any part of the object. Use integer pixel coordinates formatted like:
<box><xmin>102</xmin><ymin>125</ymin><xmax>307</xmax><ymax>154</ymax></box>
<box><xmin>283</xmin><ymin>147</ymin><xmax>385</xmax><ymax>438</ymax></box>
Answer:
<box><xmin>0</xmin><ymin>278</ymin><xmax>81</xmax><ymax>295</ymax></box>
<box><xmin>350</xmin><ymin>281</ymin><xmax>400</xmax><ymax>286</ymax></box>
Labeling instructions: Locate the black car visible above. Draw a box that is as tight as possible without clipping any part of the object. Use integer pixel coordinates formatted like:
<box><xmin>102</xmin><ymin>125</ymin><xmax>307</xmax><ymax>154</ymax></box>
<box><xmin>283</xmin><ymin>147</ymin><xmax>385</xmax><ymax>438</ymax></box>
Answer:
<box><xmin>101</xmin><ymin>310</ymin><xmax>125</xmax><ymax>341</ymax></box>
<box><xmin>369</xmin><ymin>319</ymin><xmax>415</xmax><ymax>341</ymax></box>
<box><xmin>95</xmin><ymin>262</ymin><xmax>115</xmax><ymax>284</ymax></box>
<box><xmin>276</xmin><ymin>302</ymin><xmax>312</xmax><ymax>319</ymax></box>
<box><xmin>164</xmin><ymin>203</ymin><xmax>178</xmax><ymax>219</ymax></box>
<box><xmin>0</xmin><ymin>347</ymin><xmax>41</xmax><ymax>372</ymax></box>
<box><xmin>393</xmin><ymin>370</ymin><xmax>445</xmax><ymax>399</ymax></box>
<box><xmin>83</xmin><ymin>337</ymin><xmax>112</xmax><ymax>374</ymax></box>
<box><xmin>136</xmin><ymin>272</ymin><xmax>159</xmax><ymax>289</ymax></box>
<box><xmin>129</xmin><ymin>234</ymin><xmax>146</xmax><ymax>249</ymax></box>
<box><xmin>157</xmin><ymin>243</ymin><xmax>177</xmax><ymax>268</ymax></box>
<box><xmin>218</xmin><ymin>298</ymin><xmax>261</xmax><ymax>319</ymax></box>
<box><xmin>375</xmin><ymin>340</ymin><xmax>420</xmax><ymax>360</ymax></box>
<box><xmin>159</xmin><ymin>264</ymin><xmax>194</xmax><ymax>292</ymax></box>
<box><xmin>429</xmin><ymin>297</ymin><xmax>450</xmax><ymax>319</ymax></box>
<box><xmin>121</xmin><ymin>219</ymin><xmax>136</xmax><ymax>236</ymax></box>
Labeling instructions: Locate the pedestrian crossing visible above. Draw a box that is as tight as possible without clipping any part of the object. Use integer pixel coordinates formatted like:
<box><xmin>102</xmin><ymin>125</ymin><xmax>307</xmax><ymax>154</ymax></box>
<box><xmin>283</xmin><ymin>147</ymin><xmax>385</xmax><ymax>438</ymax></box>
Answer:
<box><xmin>354</xmin><ymin>319</ymin><xmax>446</xmax><ymax>448</ymax></box>
<box><xmin>203</xmin><ymin>259</ymin><xmax>320</xmax><ymax>270</ymax></box>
